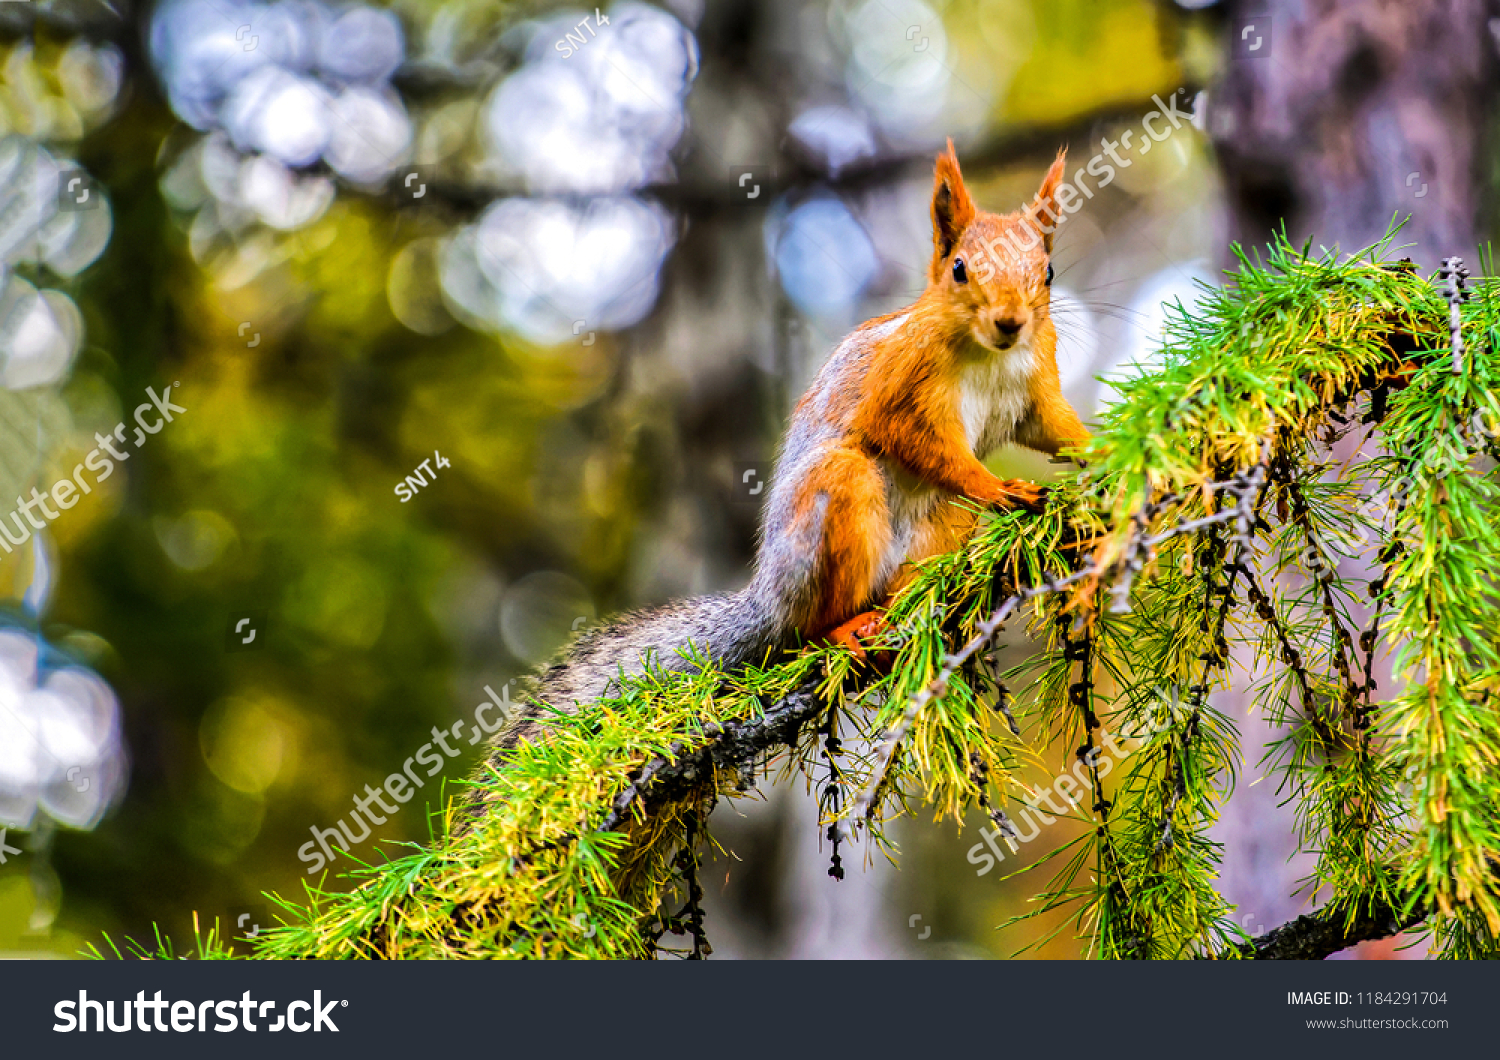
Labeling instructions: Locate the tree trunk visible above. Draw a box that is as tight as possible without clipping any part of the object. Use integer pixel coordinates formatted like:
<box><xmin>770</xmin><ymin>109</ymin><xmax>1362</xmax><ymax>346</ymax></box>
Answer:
<box><xmin>1211</xmin><ymin>0</ymin><xmax>1498</xmax><ymax>267</ymax></box>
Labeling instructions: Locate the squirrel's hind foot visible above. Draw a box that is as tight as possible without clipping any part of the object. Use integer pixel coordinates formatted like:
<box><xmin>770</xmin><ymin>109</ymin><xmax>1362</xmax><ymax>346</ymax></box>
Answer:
<box><xmin>823</xmin><ymin>610</ymin><xmax>896</xmax><ymax>670</ymax></box>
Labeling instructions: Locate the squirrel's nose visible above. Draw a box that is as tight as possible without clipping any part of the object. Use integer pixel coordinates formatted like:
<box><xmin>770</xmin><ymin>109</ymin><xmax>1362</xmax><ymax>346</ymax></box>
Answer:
<box><xmin>992</xmin><ymin>310</ymin><xmax>1028</xmax><ymax>342</ymax></box>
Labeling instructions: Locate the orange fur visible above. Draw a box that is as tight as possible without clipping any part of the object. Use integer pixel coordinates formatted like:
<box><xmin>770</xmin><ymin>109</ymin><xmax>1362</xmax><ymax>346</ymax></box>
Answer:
<box><xmin>804</xmin><ymin>446</ymin><xmax>891</xmax><ymax>633</ymax></box>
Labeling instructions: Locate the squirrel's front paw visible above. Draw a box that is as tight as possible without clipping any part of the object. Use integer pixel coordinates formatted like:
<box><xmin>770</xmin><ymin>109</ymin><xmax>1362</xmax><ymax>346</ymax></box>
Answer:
<box><xmin>990</xmin><ymin>479</ymin><xmax>1046</xmax><ymax>513</ymax></box>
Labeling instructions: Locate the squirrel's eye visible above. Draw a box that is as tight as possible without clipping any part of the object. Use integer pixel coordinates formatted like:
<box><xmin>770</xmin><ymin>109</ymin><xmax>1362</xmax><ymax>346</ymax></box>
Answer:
<box><xmin>1045</xmin><ymin>263</ymin><xmax>1054</xmax><ymax>286</ymax></box>
<box><xmin>952</xmin><ymin>258</ymin><xmax>968</xmax><ymax>284</ymax></box>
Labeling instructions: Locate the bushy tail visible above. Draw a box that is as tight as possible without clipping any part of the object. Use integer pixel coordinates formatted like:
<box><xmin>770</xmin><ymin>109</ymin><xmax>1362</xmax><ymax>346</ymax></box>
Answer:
<box><xmin>486</xmin><ymin>588</ymin><xmax>784</xmax><ymax>759</ymax></box>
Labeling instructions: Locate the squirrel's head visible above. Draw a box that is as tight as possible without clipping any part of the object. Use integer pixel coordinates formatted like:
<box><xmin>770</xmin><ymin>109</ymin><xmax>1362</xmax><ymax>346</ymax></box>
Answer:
<box><xmin>927</xmin><ymin>140</ymin><xmax>1067</xmax><ymax>353</ymax></box>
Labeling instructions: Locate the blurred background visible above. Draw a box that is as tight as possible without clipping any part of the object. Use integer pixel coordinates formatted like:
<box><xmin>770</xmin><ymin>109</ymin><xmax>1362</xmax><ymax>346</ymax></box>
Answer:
<box><xmin>0</xmin><ymin>0</ymin><xmax>1491</xmax><ymax>959</ymax></box>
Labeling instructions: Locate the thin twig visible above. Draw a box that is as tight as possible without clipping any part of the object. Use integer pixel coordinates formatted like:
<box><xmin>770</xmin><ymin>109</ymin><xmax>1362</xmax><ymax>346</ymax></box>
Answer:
<box><xmin>1439</xmin><ymin>256</ymin><xmax>1469</xmax><ymax>375</ymax></box>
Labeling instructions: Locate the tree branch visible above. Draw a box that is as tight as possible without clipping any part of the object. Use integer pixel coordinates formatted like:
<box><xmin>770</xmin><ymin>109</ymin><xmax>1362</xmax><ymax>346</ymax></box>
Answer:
<box><xmin>1215</xmin><ymin>897</ymin><xmax>1428</xmax><ymax>960</ymax></box>
<box><xmin>362</xmin><ymin>86</ymin><xmax>1206</xmax><ymax>219</ymax></box>
<box><xmin>597</xmin><ymin>678</ymin><xmax>827</xmax><ymax>834</ymax></box>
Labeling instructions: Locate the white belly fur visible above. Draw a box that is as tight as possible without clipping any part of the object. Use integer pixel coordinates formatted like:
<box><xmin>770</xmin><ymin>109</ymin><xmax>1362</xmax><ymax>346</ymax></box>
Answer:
<box><xmin>876</xmin><ymin>459</ymin><xmax>939</xmax><ymax>594</ymax></box>
<box><xmin>960</xmin><ymin>340</ymin><xmax>1034</xmax><ymax>456</ymax></box>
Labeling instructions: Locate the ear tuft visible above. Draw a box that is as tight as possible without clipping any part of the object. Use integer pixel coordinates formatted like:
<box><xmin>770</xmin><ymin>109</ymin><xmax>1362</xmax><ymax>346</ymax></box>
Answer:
<box><xmin>930</xmin><ymin>138</ymin><xmax>976</xmax><ymax>281</ymax></box>
<box><xmin>1028</xmin><ymin>148</ymin><xmax>1069</xmax><ymax>254</ymax></box>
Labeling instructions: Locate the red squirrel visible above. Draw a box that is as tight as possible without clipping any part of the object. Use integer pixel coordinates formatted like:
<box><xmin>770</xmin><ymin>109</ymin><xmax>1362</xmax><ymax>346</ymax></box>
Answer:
<box><xmin>493</xmin><ymin>141</ymin><xmax>1090</xmax><ymax>750</ymax></box>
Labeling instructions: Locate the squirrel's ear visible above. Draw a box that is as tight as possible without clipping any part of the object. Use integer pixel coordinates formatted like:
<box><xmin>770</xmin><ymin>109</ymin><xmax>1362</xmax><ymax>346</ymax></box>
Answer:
<box><xmin>930</xmin><ymin>138</ymin><xmax>976</xmax><ymax>281</ymax></box>
<box><xmin>1027</xmin><ymin>148</ymin><xmax>1068</xmax><ymax>254</ymax></box>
